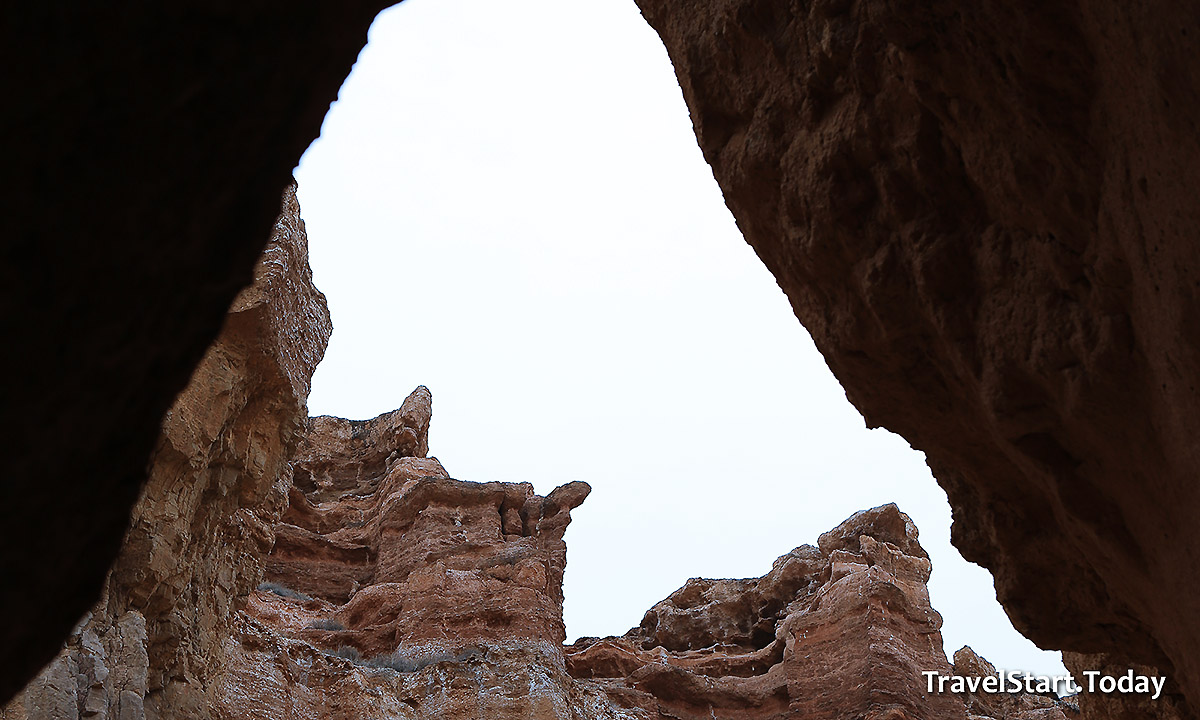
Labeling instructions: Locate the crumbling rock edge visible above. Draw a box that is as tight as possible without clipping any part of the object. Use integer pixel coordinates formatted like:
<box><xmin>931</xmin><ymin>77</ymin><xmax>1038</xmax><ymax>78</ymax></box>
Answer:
<box><xmin>629</xmin><ymin>0</ymin><xmax>1200</xmax><ymax>716</ymax></box>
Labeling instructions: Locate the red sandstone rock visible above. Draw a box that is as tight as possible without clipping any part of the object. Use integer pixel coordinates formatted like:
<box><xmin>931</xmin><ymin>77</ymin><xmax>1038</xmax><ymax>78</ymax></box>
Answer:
<box><xmin>569</xmin><ymin>504</ymin><xmax>969</xmax><ymax>720</ymax></box>
<box><xmin>632</xmin><ymin>0</ymin><xmax>1200</xmax><ymax>714</ymax></box>
<box><xmin>2</xmin><ymin>184</ymin><xmax>330</xmax><ymax>720</ymax></box>
<box><xmin>7</xmin><ymin>345</ymin><xmax>1075</xmax><ymax>720</ymax></box>
<box><xmin>3</xmin><ymin>6</ymin><xmax>393</xmax><ymax>695</ymax></box>
<box><xmin>237</xmin><ymin>458</ymin><xmax>1067</xmax><ymax>720</ymax></box>
<box><xmin>13</xmin><ymin>6</ymin><xmax>1200</xmax><ymax>719</ymax></box>
<box><xmin>228</xmin><ymin>398</ymin><xmax>592</xmax><ymax>718</ymax></box>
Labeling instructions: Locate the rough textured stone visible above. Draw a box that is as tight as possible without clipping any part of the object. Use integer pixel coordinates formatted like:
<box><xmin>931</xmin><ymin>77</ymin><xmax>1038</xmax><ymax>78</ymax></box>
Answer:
<box><xmin>567</xmin><ymin>504</ymin><xmax>1075</xmax><ymax>720</ymax></box>
<box><xmin>7</xmin><ymin>305</ymin><xmax>1075</xmax><ymax>720</ymax></box>
<box><xmin>9</xmin><ymin>3</ymin><xmax>1200</xmax><ymax>716</ymax></box>
<box><xmin>631</xmin><ymin>0</ymin><xmax>1200</xmax><ymax>714</ymax></box>
<box><xmin>236</xmin><ymin>482</ymin><xmax>1074</xmax><ymax>720</ymax></box>
<box><xmin>3</xmin><ymin>184</ymin><xmax>330</xmax><ymax>720</ymax></box>
<box><xmin>1062</xmin><ymin>651</ymin><xmax>1186</xmax><ymax>720</ymax></box>
<box><xmin>0</xmin><ymin>5</ymin><xmax>388</xmax><ymax>698</ymax></box>
<box><xmin>228</xmin><ymin>398</ymin><xmax>591</xmax><ymax>719</ymax></box>
<box><xmin>953</xmin><ymin>647</ymin><xmax>1076</xmax><ymax>720</ymax></box>
<box><xmin>225</xmin><ymin>411</ymin><xmax>1066</xmax><ymax>720</ymax></box>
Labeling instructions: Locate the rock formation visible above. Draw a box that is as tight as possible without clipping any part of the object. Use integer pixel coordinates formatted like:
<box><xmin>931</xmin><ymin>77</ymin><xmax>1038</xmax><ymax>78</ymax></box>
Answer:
<box><xmin>1</xmin><ymin>5</ymin><xmax>389</xmax><ymax>696</ymax></box>
<box><xmin>223</xmin><ymin>449</ymin><xmax>1081</xmax><ymax>720</ymax></box>
<box><xmin>217</xmin><ymin>396</ymin><xmax>592</xmax><ymax>719</ymax></box>
<box><xmin>630</xmin><ymin>0</ymin><xmax>1200</xmax><ymax>715</ymax></box>
<box><xmin>1062</xmin><ymin>651</ymin><xmax>1185</xmax><ymax>720</ymax></box>
<box><xmin>567</xmin><ymin>506</ymin><xmax>1078</xmax><ymax>720</ymax></box>
<box><xmin>4</xmin><ymin>187</ymin><xmax>1087</xmax><ymax>718</ymax></box>
<box><xmin>218</xmin><ymin>399</ymin><xmax>1079</xmax><ymax>720</ymax></box>
<box><xmin>2</xmin><ymin>184</ymin><xmax>331</xmax><ymax>719</ymax></box>
<box><xmin>8</xmin><ymin>3</ymin><xmax>1200</xmax><ymax>716</ymax></box>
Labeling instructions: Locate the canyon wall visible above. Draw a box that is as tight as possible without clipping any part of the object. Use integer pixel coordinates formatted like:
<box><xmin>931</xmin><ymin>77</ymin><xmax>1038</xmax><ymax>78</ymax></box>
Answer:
<box><xmin>1</xmin><ymin>5</ymin><xmax>389</xmax><ymax>695</ymax></box>
<box><xmin>4</xmin><ymin>260</ymin><xmax>1079</xmax><ymax>719</ymax></box>
<box><xmin>212</xmin><ymin>396</ymin><xmax>1079</xmax><ymax>720</ymax></box>
<box><xmin>630</xmin><ymin>0</ymin><xmax>1200</xmax><ymax>716</ymax></box>
<box><xmin>6</xmin><ymin>2</ymin><xmax>1200</xmax><ymax>716</ymax></box>
<box><xmin>2</xmin><ymin>185</ymin><xmax>331</xmax><ymax>720</ymax></box>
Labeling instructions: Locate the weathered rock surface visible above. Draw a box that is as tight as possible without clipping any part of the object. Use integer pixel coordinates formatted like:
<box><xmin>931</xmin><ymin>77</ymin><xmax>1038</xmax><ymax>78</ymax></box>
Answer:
<box><xmin>568</xmin><ymin>505</ymin><xmax>1076</xmax><ymax>720</ymax></box>
<box><xmin>224</xmin><ymin>394</ymin><xmax>592</xmax><ymax>719</ymax></box>
<box><xmin>632</xmin><ymin>0</ymin><xmax>1200</xmax><ymax>714</ymax></box>
<box><xmin>7</xmin><ymin>317</ymin><xmax>1075</xmax><ymax>720</ymax></box>
<box><xmin>224</xmin><ymin>418</ymin><xmax>1067</xmax><ymax>720</ymax></box>
<box><xmin>10</xmin><ymin>3</ymin><xmax>1200</xmax><ymax>715</ymax></box>
<box><xmin>1</xmin><ymin>6</ymin><xmax>394</xmax><ymax>696</ymax></box>
<box><xmin>2</xmin><ymin>184</ymin><xmax>331</xmax><ymax>720</ymax></box>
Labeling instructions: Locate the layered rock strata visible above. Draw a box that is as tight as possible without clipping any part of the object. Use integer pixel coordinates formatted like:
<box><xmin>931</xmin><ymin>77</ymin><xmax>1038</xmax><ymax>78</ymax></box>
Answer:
<box><xmin>5</xmin><ymin>263</ymin><xmax>1078</xmax><ymax>720</ymax></box>
<box><xmin>2</xmin><ymin>184</ymin><xmax>331</xmax><ymax>720</ymax></box>
<box><xmin>2</xmin><ymin>5</ymin><xmax>392</xmax><ymax>694</ymax></box>
<box><xmin>632</xmin><ymin>0</ymin><xmax>1200</xmax><ymax>714</ymax></box>
<box><xmin>567</xmin><ymin>506</ymin><xmax>1076</xmax><ymax>720</ymax></box>
<box><xmin>221</xmin><ymin>408</ymin><xmax>1071</xmax><ymax>720</ymax></box>
<box><xmin>10</xmin><ymin>4</ymin><xmax>1200</xmax><ymax>714</ymax></box>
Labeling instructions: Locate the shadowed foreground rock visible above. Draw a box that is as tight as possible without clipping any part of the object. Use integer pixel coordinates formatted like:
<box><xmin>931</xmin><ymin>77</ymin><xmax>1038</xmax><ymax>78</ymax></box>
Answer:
<box><xmin>566</xmin><ymin>506</ymin><xmax>1076</xmax><ymax>720</ymax></box>
<box><xmin>631</xmin><ymin>0</ymin><xmax>1200</xmax><ymax>715</ymax></box>
<box><xmin>1</xmin><ymin>6</ymin><xmax>393</xmax><ymax>697</ymax></box>
<box><xmin>2</xmin><ymin>184</ymin><xmax>331</xmax><ymax>720</ymax></box>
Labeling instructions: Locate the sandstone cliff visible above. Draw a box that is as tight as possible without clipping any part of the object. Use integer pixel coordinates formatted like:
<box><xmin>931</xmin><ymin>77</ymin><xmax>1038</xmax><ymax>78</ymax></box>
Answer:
<box><xmin>567</xmin><ymin>506</ymin><xmax>1078</xmax><ymax>720</ymax></box>
<box><xmin>2</xmin><ymin>184</ymin><xmax>331</xmax><ymax>720</ymax></box>
<box><xmin>212</xmin><ymin>392</ymin><xmax>1072</xmax><ymax>720</ymax></box>
<box><xmin>218</xmin><ymin>395</ymin><xmax>592</xmax><ymax>719</ymax></box>
<box><xmin>630</xmin><ymin>0</ymin><xmax>1200</xmax><ymax>715</ymax></box>
<box><xmin>9</xmin><ymin>6</ymin><xmax>1200</xmax><ymax>719</ymax></box>
<box><xmin>3</xmin><ymin>189</ymin><xmax>1085</xmax><ymax>718</ymax></box>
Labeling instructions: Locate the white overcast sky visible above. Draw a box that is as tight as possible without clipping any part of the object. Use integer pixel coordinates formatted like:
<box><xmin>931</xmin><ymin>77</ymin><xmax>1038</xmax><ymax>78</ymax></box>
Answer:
<box><xmin>294</xmin><ymin>0</ymin><xmax>1066</xmax><ymax>677</ymax></box>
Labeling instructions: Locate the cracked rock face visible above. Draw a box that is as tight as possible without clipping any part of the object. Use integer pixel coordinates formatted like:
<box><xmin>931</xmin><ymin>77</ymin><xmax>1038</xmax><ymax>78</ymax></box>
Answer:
<box><xmin>2</xmin><ymin>6</ymin><xmax>393</xmax><ymax>696</ymax></box>
<box><xmin>5</xmin><ymin>198</ymin><xmax>1079</xmax><ymax>719</ymax></box>
<box><xmin>631</xmin><ymin>0</ymin><xmax>1200</xmax><ymax>714</ymax></box>
<box><xmin>2</xmin><ymin>184</ymin><xmax>331</xmax><ymax>720</ymax></box>
<box><xmin>10</xmin><ymin>5</ymin><xmax>1200</xmax><ymax>718</ymax></box>
<box><xmin>567</xmin><ymin>506</ymin><xmax>1075</xmax><ymax>720</ymax></box>
<box><xmin>222</xmin><ymin>396</ymin><xmax>592</xmax><ymax>720</ymax></box>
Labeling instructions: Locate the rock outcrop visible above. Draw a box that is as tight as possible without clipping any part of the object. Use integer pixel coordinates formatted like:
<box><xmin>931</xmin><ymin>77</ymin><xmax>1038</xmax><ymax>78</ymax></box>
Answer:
<box><xmin>201</xmin><ymin>386</ymin><xmax>1071</xmax><ymax>720</ymax></box>
<box><xmin>220</xmin><ymin>396</ymin><xmax>592</xmax><ymax>719</ymax></box>
<box><xmin>229</xmin><ymin>470</ymin><xmax>1079</xmax><ymax>720</ymax></box>
<box><xmin>2</xmin><ymin>184</ymin><xmax>331</xmax><ymax>720</ymax></box>
<box><xmin>631</xmin><ymin>0</ymin><xmax>1200</xmax><ymax>714</ymax></box>
<box><xmin>3</xmin><ymin>189</ymin><xmax>1080</xmax><ymax>717</ymax></box>
<box><xmin>9</xmin><ymin>4</ymin><xmax>1200</xmax><ymax>715</ymax></box>
<box><xmin>1</xmin><ymin>5</ymin><xmax>395</xmax><ymax>697</ymax></box>
<box><xmin>1062</xmin><ymin>651</ymin><xmax>1185</xmax><ymax>720</ymax></box>
<box><xmin>568</xmin><ymin>506</ymin><xmax>1077</xmax><ymax>720</ymax></box>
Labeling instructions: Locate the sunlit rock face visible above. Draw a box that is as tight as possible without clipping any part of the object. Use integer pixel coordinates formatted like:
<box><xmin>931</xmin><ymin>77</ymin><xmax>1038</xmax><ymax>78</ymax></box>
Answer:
<box><xmin>631</xmin><ymin>0</ymin><xmax>1200</xmax><ymax>714</ymax></box>
<box><xmin>2</xmin><ymin>185</ymin><xmax>331</xmax><ymax>720</ymax></box>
